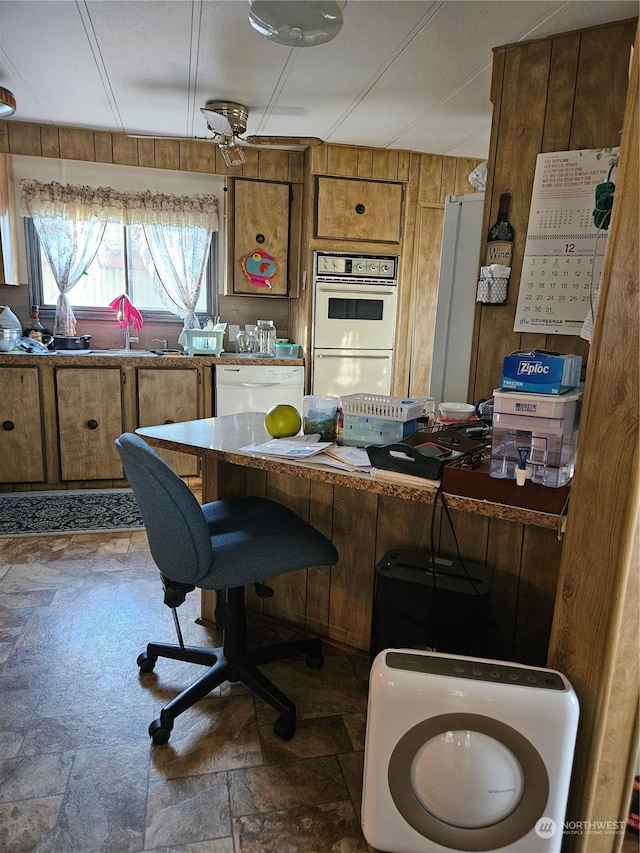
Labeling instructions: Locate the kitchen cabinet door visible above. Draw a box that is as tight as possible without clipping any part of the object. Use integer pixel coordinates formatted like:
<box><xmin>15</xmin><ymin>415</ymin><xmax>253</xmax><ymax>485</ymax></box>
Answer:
<box><xmin>0</xmin><ymin>366</ymin><xmax>45</xmax><ymax>483</ymax></box>
<box><xmin>56</xmin><ymin>367</ymin><xmax>124</xmax><ymax>481</ymax></box>
<box><xmin>232</xmin><ymin>178</ymin><xmax>290</xmax><ymax>296</ymax></box>
<box><xmin>316</xmin><ymin>176</ymin><xmax>403</xmax><ymax>243</ymax></box>
<box><xmin>137</xmin><ymin>367</ymin><xmax>200</xmax><ymax>475</ymax></box>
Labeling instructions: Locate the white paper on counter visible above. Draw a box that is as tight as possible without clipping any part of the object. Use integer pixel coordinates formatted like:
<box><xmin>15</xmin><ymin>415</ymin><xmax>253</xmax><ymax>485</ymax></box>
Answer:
<box><xmin>321</xmin><ymin>446</ymin><xmax>371</xmax><ymax>468</ymax></box>
<box><xmin>241</xmin><ymin>439</ymin><xmax>334</xmax><ymax>459</ymax></box>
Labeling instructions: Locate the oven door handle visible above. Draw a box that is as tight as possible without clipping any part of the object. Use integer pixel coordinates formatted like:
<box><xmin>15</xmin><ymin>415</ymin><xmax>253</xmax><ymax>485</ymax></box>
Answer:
<box><xmin>317</xmin><ymin>287</ymin><xmax>395</xmax><ymax>296</ymax></box>
<box><xmin>315</xmin><ymin>353</ymin><xmax>391</xmax><ymax>359</ymax></box>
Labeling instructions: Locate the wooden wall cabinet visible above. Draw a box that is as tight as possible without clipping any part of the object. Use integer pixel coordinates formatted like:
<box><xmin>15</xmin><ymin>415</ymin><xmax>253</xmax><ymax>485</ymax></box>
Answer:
<box><xmin>315</xmin><ymin>176</ymin><xmax>403</xmax><ymax>243</ymax></box>
<box><xmin>55</xmin><ymin>367</ymin><xmax>124</xmax><ymax>481</ymax></box>
<box><xmin>136</xmin><ymin>366</ymin><xmax>202</xmax><ymax>476</ymax></box>
<box><xmin>0</xmin><ymin>366</ymin><xmax>46</xmax><ymax>483</ymax></box>
<box><xmin>230</xmin><ymin>178</ymin><xmax>291</xmax><ymax>297</ymax></box>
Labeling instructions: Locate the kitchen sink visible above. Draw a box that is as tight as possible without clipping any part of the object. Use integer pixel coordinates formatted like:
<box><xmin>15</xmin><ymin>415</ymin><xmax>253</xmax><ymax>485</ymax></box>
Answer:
<box><xmin>90</xmin><ymin>349</ymin><xmax>176</xmax><ymax>356</ymax></box>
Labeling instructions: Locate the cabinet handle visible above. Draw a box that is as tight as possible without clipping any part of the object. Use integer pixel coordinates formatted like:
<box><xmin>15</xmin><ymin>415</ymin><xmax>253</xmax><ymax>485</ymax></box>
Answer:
<box><xmin>355</xmin><ymin>203</ymin><xmax>366</xmax><ymax>214</ymax></box>
<box><xmin>87</xmin><ymin>419</ymin><xmax>99</xmax><ymax>430</ymax></box>
<box><xmin>2</xmin><ymin>420</ymin><xmax>14</xmax><ymax>431</ymax></box>
<box><xmin>255</xmin><ymin>233</ymin><xmax>265</xmax><ymax>244</ymax></box>
<box><xmin>164</xmin><ymin>419</ymin><xmax>175</xmax><ymax>424</ymax></box>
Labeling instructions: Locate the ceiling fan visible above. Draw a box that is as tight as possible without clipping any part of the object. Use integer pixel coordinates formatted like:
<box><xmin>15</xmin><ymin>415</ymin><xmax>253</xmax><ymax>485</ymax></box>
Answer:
<box><xmin>129</xmin><ymin>101</ymin><xmax>323</xmax><ymax>167</ymax></box>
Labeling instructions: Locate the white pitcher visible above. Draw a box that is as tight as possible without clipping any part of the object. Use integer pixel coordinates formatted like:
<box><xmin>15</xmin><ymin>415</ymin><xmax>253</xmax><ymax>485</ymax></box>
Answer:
<box><xmin>0</xmin><ymin>305</ymin><xmax>22</xmax><ymax>330</ymax></box>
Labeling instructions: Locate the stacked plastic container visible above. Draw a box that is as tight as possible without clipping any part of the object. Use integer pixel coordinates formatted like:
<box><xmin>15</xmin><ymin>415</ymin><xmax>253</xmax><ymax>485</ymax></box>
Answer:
<box><xmin>340</xmin><ymin>394</ymin><xmax>426</xmax><ymax>447</ymax></box>
<box><xmin>490</xmin><ymin>351</ymin><xmax>583</xmax><ymax>488</ymax></box>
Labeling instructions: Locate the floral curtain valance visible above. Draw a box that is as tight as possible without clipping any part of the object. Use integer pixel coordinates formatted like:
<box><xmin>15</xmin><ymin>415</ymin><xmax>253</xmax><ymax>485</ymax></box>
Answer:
<box><xmin>19</xmin><ymin>180</ymin><xmax>219</xmax><ymax>231</ymax></box>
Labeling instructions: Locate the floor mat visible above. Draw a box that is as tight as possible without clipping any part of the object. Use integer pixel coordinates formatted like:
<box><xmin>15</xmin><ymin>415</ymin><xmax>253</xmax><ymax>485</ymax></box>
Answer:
<box><xmin>0</xmin><ymin>489</ymin><xmax>144</xmax><ymax>537</ymax></box>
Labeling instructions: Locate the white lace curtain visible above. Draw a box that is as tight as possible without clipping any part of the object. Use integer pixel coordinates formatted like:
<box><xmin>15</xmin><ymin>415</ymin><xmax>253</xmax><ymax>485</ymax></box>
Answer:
<box><xmin>20</xmin><ymin>180</ymin><xmax>219</xmax><ymax>336</ymax></box>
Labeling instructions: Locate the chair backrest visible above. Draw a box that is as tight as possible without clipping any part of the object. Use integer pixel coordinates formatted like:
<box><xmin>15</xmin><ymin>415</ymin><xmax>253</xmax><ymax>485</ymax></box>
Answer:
<box><xmin>115</xmin><ymin>433</ymin><xmax>215</xmax><ymax>585</ymax></box>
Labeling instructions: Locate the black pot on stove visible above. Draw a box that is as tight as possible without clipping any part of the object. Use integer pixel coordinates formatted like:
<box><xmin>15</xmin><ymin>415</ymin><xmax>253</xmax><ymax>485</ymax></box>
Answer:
<box><xmin>53</xmin><ymin>334</ymin><xmax>92</xmax><ymax>350</ymax></box>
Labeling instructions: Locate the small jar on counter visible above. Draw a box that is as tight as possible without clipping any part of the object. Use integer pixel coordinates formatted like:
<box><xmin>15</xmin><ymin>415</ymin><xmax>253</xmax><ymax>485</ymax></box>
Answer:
<box><xmin>253</xmin><ymin>319</ymin><xmax>276</xmax><ymax>356</ymax></box>
<box><xmin>235</xmin><ymin>330</ymin><xmax>256</xmax><ymax>353</ymax></box>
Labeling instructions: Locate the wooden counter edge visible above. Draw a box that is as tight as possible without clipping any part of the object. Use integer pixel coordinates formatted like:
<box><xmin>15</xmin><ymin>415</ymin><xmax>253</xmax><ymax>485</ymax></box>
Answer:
<box><xmin>141</xmin><ymin>435</ymin><xmax>562</xmax><ymax>530</ymax></box>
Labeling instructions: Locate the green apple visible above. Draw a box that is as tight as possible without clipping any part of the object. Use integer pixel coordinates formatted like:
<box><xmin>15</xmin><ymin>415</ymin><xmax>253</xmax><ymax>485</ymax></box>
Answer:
<box><xmin>264</xmin><ymin>404</ymin><xmax>302</xmax><ymax>438</ymax></box>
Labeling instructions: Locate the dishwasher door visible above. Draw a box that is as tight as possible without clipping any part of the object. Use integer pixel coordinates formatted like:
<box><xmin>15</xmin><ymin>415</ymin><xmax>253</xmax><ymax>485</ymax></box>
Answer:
<box><xmin>215</xmin><ymin>363</ymin><xmax>305</xmax><ymax>416</ymax></box>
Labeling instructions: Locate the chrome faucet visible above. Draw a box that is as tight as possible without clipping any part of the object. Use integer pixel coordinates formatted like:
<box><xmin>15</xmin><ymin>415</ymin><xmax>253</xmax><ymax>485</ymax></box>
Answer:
<box><xmin>152</xmin><ymin>338</ymin><xmax>168</xmax><ymax>350</ymax></box>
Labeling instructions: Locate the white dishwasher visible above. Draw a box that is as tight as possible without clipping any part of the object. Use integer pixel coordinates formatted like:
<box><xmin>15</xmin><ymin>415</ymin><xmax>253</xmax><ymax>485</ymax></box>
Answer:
<box><xmin>215</xmin><ymin>363</ymin><xmax>305</xmax><ymax>416</ymax></box>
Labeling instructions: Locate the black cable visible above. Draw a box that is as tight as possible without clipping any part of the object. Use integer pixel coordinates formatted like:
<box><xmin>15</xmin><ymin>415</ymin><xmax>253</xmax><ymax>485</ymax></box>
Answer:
<box><xmin>438</xmin><ymin>490</ymin><xmax>497</xmax><ymax>629</ymax></box>
<box><xmin>427</xmin><ymin>482</ymin><xmax>443</xmax><ymax>650</ymax></box>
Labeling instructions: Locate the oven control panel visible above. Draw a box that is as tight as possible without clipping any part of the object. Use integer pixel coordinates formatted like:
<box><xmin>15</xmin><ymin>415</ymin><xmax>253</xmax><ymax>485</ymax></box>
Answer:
<box><xmin>315</xmin><ymin>252</ymin><xmax>397</xmax><ymax>279</ymax></box>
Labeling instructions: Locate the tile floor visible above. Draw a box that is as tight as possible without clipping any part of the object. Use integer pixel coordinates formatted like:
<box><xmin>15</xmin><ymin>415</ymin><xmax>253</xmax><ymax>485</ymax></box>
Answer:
<box><xmin>1</xmin><ymin>530</ymin><xmax>637</xmax><ymax>853</ymax></box>
<box><xmin>0</xmin><ymin>529</ymin><xmax>373</xmax><ymax>852</ymax></box>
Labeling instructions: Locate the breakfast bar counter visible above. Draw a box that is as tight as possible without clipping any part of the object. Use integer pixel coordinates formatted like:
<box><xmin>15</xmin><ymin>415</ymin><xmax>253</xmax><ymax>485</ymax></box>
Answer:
<box><xmin>137</xmin><ymin>413</ymin><xmax>565</xmax><ymax>660</ymax></box>
<box><xmin>136</xmin><ymin>413</ymin><xmax>561</xmax><ymax>529</ymax></box>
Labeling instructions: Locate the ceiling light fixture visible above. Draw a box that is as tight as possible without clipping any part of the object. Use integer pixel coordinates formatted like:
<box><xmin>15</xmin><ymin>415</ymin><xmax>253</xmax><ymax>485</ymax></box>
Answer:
<box><xmin>219</xmin><ymin>137</ymin><xmax>246</xmax><ymax>168</ymax></box>
<box><xmin>249</xmin><ymin>1</ymin><xmax>345</xmax><ymax>47</ymax></box>
<box><xmin>0</xmin><ymin>86</ymin><xmax>16</xmax><ymax>117</ymax></box>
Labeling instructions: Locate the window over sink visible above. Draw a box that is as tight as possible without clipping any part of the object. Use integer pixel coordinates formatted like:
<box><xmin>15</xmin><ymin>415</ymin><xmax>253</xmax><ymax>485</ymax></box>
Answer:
<box><xmin>12</xmin><ymin>156</ymin><xmax>225</xmax><ymax>329</ymax></box>
<box><xmin>26</xmin><ymin>218</ymin><xmax>215</xmax><ymax>315</ymax></box>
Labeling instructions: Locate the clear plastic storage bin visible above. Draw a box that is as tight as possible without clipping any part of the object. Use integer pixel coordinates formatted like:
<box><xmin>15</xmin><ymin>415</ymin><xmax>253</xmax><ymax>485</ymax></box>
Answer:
<box><xmin>303</xmin><ymin>395</ymin><xmax>340</xmax><ymax>442</ymax></box>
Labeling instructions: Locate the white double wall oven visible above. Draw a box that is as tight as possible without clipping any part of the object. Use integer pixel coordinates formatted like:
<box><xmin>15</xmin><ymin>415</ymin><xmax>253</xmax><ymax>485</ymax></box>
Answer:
<box><xmin>311</xmin><ymin>251</ymin><xmax>399</xmax><ymax>398</ymax></box>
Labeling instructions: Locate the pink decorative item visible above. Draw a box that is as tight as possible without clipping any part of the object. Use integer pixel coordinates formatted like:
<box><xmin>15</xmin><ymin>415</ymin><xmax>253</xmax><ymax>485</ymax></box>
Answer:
<box><xmin>109</xmin><ymin>294</ymin><xmax>144</xmax><ymax>330</ymax></box>
<box><xmin>241</xmin><ymin>250</ymin><xmax>278</xmax><ymax>289</ymax></box>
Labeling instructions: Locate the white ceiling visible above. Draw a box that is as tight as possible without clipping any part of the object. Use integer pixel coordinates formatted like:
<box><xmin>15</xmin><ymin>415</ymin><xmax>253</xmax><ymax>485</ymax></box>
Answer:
<box><xmin>0</xmin><ymin>1</ymin><xmax>636</xmax><ymax>160</ymax></box>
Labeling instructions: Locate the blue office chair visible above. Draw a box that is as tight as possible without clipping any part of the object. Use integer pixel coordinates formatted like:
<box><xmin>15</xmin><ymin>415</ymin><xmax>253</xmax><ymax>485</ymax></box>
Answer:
<box><xmin>115</xmin><ymin>433</ymin><xmax>338</xmax><ymax>745</ymax></box>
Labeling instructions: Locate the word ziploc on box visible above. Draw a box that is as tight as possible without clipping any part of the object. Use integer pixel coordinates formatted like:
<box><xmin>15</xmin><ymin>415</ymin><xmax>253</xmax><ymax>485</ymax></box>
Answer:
<box><xmin>501</xmin><ymin>350</ymin><xmax>582</xmax><ymax>395</ymax></box>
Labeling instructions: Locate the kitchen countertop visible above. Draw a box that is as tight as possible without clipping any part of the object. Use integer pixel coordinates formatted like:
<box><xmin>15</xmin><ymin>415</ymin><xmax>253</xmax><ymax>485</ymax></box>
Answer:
<box><xmin>136</xmin><ymin>412</ymin><xmax>563</xmax><ymax>530</ymax></box>
<box><xmin>0</xmin><ymin>351</ymin><xmax>304</xmax><ymax>367</ymax></box>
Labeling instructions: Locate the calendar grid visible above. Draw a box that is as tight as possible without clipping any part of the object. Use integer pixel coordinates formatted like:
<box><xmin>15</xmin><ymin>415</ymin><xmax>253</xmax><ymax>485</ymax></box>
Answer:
<box><xmin>514</xmin><ymin>149</ymin><xmax>617</xmax><ymax>335</ymax></box>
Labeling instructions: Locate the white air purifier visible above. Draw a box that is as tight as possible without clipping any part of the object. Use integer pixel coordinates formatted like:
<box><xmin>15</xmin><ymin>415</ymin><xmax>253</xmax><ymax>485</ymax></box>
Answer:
<box><xmin>362</xmin><ymin>649</ymin><xmax>579</xmax><ymax>853</ymax></box>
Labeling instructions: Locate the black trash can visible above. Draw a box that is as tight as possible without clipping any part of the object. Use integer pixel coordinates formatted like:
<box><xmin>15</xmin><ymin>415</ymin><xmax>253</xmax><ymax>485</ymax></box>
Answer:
<box><xmin>370</xmin><ymin>549</ymin><xmax>493</xmax><ymax>661</ymax></box>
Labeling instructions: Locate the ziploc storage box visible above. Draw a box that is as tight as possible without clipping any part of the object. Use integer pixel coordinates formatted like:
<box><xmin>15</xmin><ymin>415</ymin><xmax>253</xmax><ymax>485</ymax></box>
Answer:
<box><xmin>501</xmin><ymin>350</ymin><xmax>582</xmax><ymax>395</ymax></box>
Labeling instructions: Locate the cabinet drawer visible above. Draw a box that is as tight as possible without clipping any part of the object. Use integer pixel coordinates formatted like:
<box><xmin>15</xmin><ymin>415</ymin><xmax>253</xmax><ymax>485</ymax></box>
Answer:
<box><xmin>316</xmin><ymin>177</ymin><xmax>403</xmax><ymax>243</ymax></box>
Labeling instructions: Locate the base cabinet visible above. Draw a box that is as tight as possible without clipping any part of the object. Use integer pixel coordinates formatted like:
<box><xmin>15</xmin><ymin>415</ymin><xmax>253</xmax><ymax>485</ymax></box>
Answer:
<box><xmin>137</xmin><ymin>367</ymin><xmax>201</xmax><ymax>476</ymax></box>
<box><xmin>0</xmin><ymin>366</ymin><xmax>45</xmax><ymax>483</ymax></box>
<box><xmin>0</xmin><ymin>357</ymin><xmax>211</xmax><ymax>490</ymax></box>
<box><xmin>56</xmin><ymin>367</ymin><xmax>124</xmax><ymax>481</ymax></box>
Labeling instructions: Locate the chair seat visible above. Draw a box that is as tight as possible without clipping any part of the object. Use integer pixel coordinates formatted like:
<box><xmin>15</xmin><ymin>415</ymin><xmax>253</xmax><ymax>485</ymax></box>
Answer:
<box><xmin>200</xmin><ymin>496</ymin><xmax>337</xmax><ymax>589</ymax></box>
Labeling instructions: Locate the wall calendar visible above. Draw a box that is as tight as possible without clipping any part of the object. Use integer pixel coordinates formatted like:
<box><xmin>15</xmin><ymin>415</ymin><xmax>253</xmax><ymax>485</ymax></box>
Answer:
<box><xmin>514</xmin><ymin>148</ymin><xmax>618</xmax><ymax>335</ymax></box>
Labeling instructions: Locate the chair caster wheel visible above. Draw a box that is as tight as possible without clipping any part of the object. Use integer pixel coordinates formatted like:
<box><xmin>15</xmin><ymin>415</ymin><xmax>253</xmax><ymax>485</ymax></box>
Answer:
<box><xmin>306</xmin><ymin>640</ymin><xmax>324</xmax><ymax>669</ymax></box>
<box><xmin>273</xmin><ymin>715</ymin><xmax>296</xmax><ymax>741</ymax></box>
<box><xmin>137</xmin><ymin>652</ymin><xmax>157</xmax><ymax>673</ymax></box>
<box><xmin>149</xmin><ymin>719</ymin><xmax>172</xmax><ymax>745</ymax></box>
<box><xmin>306</xmin><ymin>651</ymin><xmax>324</xmax><ymax>669</ymax></box>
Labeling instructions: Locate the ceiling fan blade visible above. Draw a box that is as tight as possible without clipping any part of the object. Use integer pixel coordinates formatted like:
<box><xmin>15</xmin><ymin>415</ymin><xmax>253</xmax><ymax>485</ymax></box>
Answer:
<box><xmin>244</xmin><ymin>135</ymin><xmax>323</xmax><ymax>147</ymax></box>
<box><xmin>128</xmin><ymin>133</ymin><xmax>216</xmax><ymax>142</ymax></box>
<box><xmin>200</xmin><ymin>108</ymin><xmax>233</xmax><ymax>136</ymax></box>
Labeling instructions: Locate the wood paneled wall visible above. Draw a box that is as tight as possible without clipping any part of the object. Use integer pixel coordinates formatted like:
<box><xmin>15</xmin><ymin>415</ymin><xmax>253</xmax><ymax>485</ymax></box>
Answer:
<box><xmin>0</xmin><ymin>121</ymin><xmax>304</xmax><ymax>182</ymax></box>
<box><xmin>547</xmin><ymin>26</ymin><xmax>639</xmax><ymax>849</ymax></box>
<box><xmin>469</xmin><ymin>17</ymin><xmax>637</xmax><ymax>403</ymax></box>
